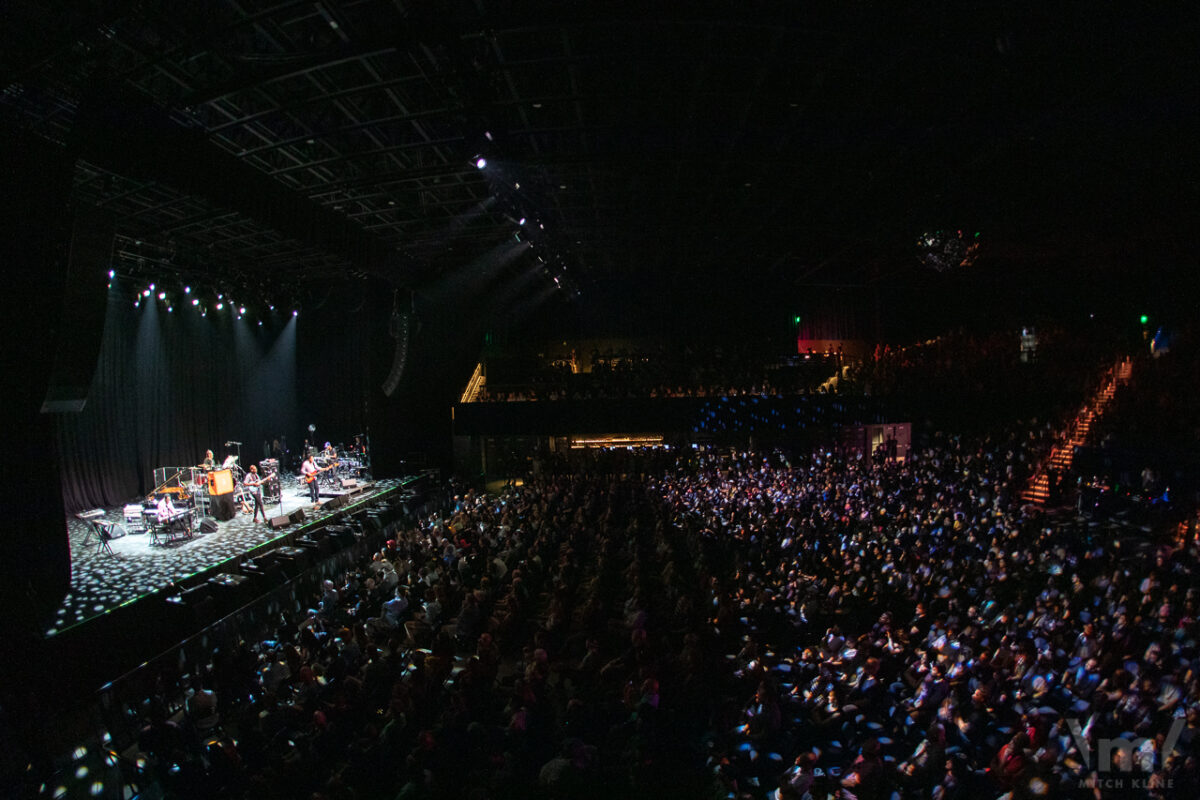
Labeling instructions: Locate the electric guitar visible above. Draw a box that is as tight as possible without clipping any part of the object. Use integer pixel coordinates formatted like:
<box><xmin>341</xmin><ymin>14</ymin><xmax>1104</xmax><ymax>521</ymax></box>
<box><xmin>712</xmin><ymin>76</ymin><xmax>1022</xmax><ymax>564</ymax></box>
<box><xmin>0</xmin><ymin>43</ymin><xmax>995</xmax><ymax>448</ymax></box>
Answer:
<box><xmin>304</xmin><ymin>461</ymin><xmax>337</xmax><ymax>484</ymax></box>
<box><xmin>241</xmin><ymin>471</ymin><xmax>276</xmax><ymax>512</ymax></box>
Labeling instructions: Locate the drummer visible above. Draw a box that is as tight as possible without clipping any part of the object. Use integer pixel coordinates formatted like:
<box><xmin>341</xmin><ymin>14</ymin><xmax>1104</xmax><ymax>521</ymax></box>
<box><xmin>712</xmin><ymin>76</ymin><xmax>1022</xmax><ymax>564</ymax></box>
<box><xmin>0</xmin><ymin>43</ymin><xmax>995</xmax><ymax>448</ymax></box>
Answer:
<box><xmin>322</xmin><ymin>441</ymin><xmax>337</xmax><ymax>460</ymax></box>
<box><xmin>200</xmin><ymin>449</ymin><xmax>216</xmax><ymax>471</ymax></box>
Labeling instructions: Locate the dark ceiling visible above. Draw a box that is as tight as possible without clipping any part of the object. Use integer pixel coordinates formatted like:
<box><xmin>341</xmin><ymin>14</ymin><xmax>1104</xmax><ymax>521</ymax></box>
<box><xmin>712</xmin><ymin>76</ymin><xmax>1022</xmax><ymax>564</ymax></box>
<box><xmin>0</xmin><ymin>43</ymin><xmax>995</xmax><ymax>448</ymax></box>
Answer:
<box><xmin>2</xmin><ymin>1</ymin><xmax>1196</xmax><ymax>326</ymax></box>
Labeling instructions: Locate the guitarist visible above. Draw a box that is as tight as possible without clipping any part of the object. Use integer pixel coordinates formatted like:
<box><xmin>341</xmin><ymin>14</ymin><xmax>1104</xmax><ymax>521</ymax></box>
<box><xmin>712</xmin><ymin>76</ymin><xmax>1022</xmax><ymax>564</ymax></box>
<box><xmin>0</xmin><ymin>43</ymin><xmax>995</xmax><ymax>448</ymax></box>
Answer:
<box><xmin>301</xmin><ymin>452</ymin><xmax>322</xmax><ymax>507</ymax></box>
<box><xmin>242</xmin><ymin>464</ymin><xmax>273</xmax><ymax>523</ymax></box>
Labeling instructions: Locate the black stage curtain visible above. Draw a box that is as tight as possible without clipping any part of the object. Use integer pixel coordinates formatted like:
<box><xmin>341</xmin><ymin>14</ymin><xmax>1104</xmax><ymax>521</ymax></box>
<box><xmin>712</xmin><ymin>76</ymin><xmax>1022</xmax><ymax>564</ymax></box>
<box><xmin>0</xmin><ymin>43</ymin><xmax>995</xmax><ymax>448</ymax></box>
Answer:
<box><xmin>295</xmin><ymin>284</ymin><xmax>378</xmax><ymax>453</ymax></box>
<box><xmin>56</xmin><ymin>290</ymin><xmax>301</xmax><ymax>513</ymax></box>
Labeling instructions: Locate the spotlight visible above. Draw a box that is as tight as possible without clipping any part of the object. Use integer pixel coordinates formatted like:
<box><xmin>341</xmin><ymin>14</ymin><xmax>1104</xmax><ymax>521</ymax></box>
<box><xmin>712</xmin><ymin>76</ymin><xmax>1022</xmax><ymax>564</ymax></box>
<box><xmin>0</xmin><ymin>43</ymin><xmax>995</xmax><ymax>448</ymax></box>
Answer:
<box><xmin>293</xmin><ymin>309</ymin><xmax>298</xmax><ymax>317</ymax></box>
<box><xmin>158</xmin><ymin>292</ymin><xmax>166</xmax><ymax>300</ymax></box>
<box><xmin>217</xmin><ymin>293</ymin><xmax>224</xmax><ymax>300</ymax></box>
<box><xmin>269</xmin><ymin>305</ymin><xmax>275</xmax><ymax>311</ymax></box>
<box><xmin>518</xmin><ymin>217</ymin><xmax>526</xmax><ymax>226</ymax></box>
<box><xmin>484</xmin><ymin>131</ymin><xmax>493</xmax><ymax>141</ymax></box>
<box><xmin>149</xmin><ymin>283</ymin><xmax>155</xmax><ymax>291</ymax></box>
<box><xmin>108</xmin><ymin>269</ymin><xmax>115</xmax><ymax>279</ymax></box>
<box><xmin>475</xmin><ymin>157</ymin><xmax>487</xmax><ymax>169</ymax></box>
<box><xmin>216</xmin><ymin>302</ymin><xmax>224</xmax><ymax>310</ymax></box>
<box><xmin>192</xmin><ymin>298</ymin><xmax>199</xmax><ymax>306</ymax></box>
<box><xmin>257</xmin><ymin>320</ymin><xmax>262</xmax><ymax>327</ymax></box>
<box><xmin>167</xmin><ymin>306</ymin><xmax>173</xmax><ymax>313</ymax></box>
<box><xmin>143</xmin><ymin>289</ymin><xmax>150</xmax><ymax>297</ymax></box>
<box><xmin>239</xmin><ymin>306</ymin><xmax>246</xmax><ymax>315</ymax></box>
<box><xmin>184</xmin><ymin>286</ymin><xmax>191</xmax><ymax>294</ymax></box>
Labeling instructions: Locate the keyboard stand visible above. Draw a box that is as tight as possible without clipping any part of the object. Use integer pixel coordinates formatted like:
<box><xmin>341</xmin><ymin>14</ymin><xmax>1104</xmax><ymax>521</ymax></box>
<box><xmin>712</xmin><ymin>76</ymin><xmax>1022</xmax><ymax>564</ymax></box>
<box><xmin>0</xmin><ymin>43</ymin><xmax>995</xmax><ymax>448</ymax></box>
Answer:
<box><xmin>93</xmin><ymin>521</ymin><xmax>116</xmax><ymax>556</ymax></box>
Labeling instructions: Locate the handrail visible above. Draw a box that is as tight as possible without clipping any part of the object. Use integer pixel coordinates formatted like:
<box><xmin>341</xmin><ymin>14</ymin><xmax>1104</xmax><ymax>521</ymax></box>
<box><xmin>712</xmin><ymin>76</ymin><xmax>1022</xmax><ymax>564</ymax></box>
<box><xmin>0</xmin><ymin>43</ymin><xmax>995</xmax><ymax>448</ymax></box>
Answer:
<box><xmin>460</xmin><ymin>361</ymin><xmax>485</xmax><ymax>403</ymax></box>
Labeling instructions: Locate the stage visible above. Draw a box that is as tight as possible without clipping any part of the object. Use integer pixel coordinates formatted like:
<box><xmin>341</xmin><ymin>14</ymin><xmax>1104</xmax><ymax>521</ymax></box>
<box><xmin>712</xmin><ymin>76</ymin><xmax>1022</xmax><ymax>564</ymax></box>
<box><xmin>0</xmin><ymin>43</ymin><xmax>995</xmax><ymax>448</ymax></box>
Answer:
<box><xmin>50</xmin><ymin>475</ymin><xmax>407</xmax><ymax>637</ymax></box>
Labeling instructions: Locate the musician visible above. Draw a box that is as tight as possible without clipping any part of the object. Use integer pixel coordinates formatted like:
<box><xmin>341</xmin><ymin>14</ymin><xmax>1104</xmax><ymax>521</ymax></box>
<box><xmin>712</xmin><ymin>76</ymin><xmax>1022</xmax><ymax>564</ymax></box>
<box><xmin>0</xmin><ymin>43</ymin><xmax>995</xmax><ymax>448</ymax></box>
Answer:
<box><xmin>156</xmin><ymin>493</ymin><xmax>177</xmax><ymax>524</ymax></box>
<box><xmin>323</xmin><ymin>441</ymin><xmax>337</xmax><ymax>460</ymax></box>
<box><xmin>201</xmin><ymin>450</ymin><xmax>216</xmax><ymax>471</ymax></box>
<box><xmin>301</xmin><ymin>453</ymin><xmax>321</xmax><ymax>506</ymax></box>
<box><xmin>243</xmin><ymin>464</ymin><xmax>268</xmax><ymax>523</ymax></box>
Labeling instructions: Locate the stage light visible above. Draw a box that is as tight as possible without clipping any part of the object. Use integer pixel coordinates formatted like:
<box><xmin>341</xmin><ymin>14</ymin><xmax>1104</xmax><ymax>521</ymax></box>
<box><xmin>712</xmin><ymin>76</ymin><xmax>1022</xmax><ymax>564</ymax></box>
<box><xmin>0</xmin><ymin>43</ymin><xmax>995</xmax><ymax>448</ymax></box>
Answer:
<box><xmin>514</xmin><ymin>182</ymin><xmax>520</xmax><ymax>189</ymax></box>
<box><xmin>216</xmin><ymin>302</ymin><xmax>224</xmax><ymax>310</ymax></box>
<box><xmin>269</xmin><ymin>305</ymin><xmax>275</xmax><ymax>311</ymax></box>
<box><xmin>167</xmin><ymin>306</ymin><xmax>173</xmax><ymax>313</ymax></box>
<box><xmin>239</xmin><ymin>306</ymin><xmax>246</xmax><ymax>315</ymax></box>
<box><xmin>293</xmin><ymin>309</ymin><xmax>298</xmax><ymax>317</ymax></box>
<box><xmin>475</xmin><ymin>157</ymin><xmax>487</xmax><ymax>169</ymax></box>
<box><xmin>184</xmin><ymin>286</ymin><xmax>191</xmax><ymax>294</ymax></box>
<box><xmin>149</xmin><ymin>283</ymin><xmax>155</xmax><ymax>291</ymax></box>
<box><xmin>143</xmin><ymin>289</ymin><xmax>150</xmax><ymax>297</ymax></box>
<box><xmin>257</xmin><ymin>320</ymin><xmax>262</xmax><ymax>326</ymax></box>
<box><xmin>158</xmin><ymin>291</ymin><xmax>166</xmax><ymax>300</ymax></box>
<box><xmin>217</xmin><ymin>293</ymin><xmax>224</xmax><ymax>299</ymax></box>
<box><xmin>108</xmin><ymin>269</ymin><xmax>115</xmax><ymax>278</ymax></box>
<box><xmin>484</xmin><ymin>131</ymin><xmax>493</xmax><ymax>141</ymax></box>
<box><xmin>518</xmin><ymin>217</ymin><xmax>526</xmax><ymax>226</ymax></box>
<box><xmin>1140</xmin><ymin>314</ymin><xmax>1149</xmax><ymax>324</ymax></box>
<box><xmin>192</xmin><ymin>298</ymin><xmax>199</xmax><ymax>306</ymax></box>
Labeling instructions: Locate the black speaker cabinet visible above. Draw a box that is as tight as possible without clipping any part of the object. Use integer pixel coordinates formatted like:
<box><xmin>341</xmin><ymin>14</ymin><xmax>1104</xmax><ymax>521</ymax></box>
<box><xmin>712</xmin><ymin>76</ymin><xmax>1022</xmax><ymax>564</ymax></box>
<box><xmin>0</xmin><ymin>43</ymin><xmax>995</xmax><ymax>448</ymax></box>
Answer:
<box><xmin>210</xmin><ymin>493</ymin><xmax>236</xmax><ymax>521</ymax></box>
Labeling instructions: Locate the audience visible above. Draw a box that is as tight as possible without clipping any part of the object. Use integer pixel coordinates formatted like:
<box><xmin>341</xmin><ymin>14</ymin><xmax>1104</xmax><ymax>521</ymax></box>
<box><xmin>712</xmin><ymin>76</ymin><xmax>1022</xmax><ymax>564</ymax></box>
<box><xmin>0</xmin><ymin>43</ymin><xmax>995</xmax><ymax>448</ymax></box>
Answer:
<box><xmin>93</xmin><ymin>412</ymin><xmax>1196</xmax><ymax>799</ymax></box>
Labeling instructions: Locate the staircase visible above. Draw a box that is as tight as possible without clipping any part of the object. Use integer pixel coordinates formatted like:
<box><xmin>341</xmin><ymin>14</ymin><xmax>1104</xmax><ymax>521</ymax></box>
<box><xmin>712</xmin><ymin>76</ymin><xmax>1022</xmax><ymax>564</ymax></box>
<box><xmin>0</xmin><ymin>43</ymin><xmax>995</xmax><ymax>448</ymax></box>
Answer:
<box><xmin>1022</xmin><ymin>358</ymin><xmax>1133</xmax><ymax>505</ymax></box>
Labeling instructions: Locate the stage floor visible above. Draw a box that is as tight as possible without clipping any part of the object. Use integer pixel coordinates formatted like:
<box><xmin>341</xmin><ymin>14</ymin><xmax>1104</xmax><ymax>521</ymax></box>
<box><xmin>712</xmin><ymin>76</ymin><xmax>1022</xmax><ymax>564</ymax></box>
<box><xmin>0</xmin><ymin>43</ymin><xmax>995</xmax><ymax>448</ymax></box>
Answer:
<box><xmin>50</xmin><ymin>476</ymin><xmax>404</xmax><ymax>637</ymax></box>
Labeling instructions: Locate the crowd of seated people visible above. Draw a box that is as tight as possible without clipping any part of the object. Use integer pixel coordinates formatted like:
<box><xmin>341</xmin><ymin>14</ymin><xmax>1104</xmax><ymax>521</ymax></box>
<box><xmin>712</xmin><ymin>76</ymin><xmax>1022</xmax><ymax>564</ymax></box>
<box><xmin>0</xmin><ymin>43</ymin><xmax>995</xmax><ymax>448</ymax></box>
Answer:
<box><xmin>472</xmin><ymin>328</ymin><xmax>1119</xmax><ymax>416</ymax></box>
<box><xmin>104</xmin><ymin>420</ymin><xmax>1196</xmax><ymax>799</ymax></box>
<box><xmin>475</xmin><ymin>343</ymin><xmax>843</xmax><ymax>403</ymax></box>
<box><xmin>1091</xmin><ymin>326</ymin><xmax>1198</xmax><ymax>470</ymax></box>
<box><xmin>842</xmin><ymin>327</ymin><xmax>1115</xmax><ymax>421</ymax></box>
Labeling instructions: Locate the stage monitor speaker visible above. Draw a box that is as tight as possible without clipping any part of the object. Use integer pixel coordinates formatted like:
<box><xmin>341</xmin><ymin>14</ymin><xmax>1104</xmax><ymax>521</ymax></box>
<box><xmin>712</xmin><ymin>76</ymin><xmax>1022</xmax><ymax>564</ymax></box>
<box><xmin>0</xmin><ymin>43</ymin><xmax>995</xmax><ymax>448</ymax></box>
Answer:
<box><xmin>210</xmin><ymin>493</ymin><xmax>236</xmax><ymax>522</ymax></box>
<box><xmin>288</xmin><ymin>508</ymin><xmax>306</xmax><ymax>525</ymax></box>
<box><xmin>341</xmin><ymin>479</ymin><xmax>358</xmax><ymax>489</ymax></box>
<box><xmin>198</xmin><ymin>517</ymin><xmax>219</xmax><ymax>533</ymax></box>
<box><xmin>324</xmin><ymin>494</ymin><xmax>346</xmax><ymax>511</ymax></box>
<box><xmin>268</xmin><ymin>514</ymin><xmax>291</xmax><ymax>530</ymax></box>
<box><xmin>41</xmin><ymin>206</ymin><xmax>115</xmax><ymax>413</ymax></box>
